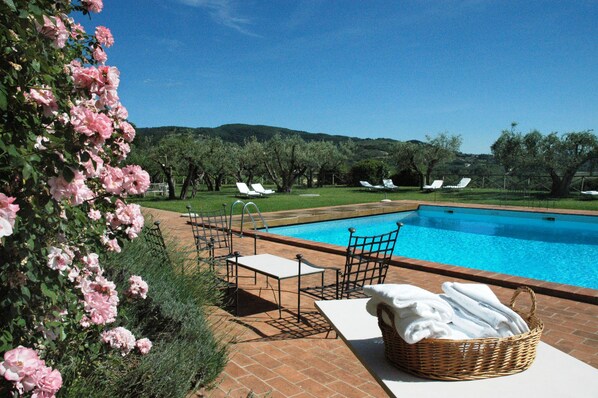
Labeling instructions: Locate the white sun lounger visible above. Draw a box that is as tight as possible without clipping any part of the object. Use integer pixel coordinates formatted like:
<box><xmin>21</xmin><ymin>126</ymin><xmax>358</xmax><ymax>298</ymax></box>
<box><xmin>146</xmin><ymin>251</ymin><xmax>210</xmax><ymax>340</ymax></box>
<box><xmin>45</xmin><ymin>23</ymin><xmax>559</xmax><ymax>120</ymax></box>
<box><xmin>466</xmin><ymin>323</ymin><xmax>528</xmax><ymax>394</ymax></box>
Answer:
<box><xmin>236</xmin><ymin>182</ymin><xmax>262</xmax><ymax>198</ymax></box>
<box><xmin>251</xmin><ymin>183</ymin><xmax>275</xmax><ymax>195</ymax></box>
<box><xmin>444</xmin><ymin>177</ymin><xmax>471</xmax><ymax>190</ymax></box>
<box><xmin>360</xmin><ymin>181</ymin><xmax>385</xmax><ymax>190</ymax></box>
<box><xmin>383</xmin><ymin>179</ymin><xmax>399</xmax><ymax>190</ymax></box>
<box><xmin>422</xmin><ymin>179</ymin><xmax>443</xmax><ymax>191</ymax></box>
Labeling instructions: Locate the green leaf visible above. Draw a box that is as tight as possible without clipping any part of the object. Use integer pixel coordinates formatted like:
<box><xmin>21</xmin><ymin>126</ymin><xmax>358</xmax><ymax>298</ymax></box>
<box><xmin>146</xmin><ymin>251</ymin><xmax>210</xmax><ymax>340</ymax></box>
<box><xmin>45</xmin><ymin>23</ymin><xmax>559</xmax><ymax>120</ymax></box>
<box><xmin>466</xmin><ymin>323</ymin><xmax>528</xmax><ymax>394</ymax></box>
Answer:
<box><xmin>62</xmin><ymin>166</ymin><xmax>75</xmax><ymax>182</ymax></box>
<box><xmin>41</xmin><ymin>283</ymin><xmax>58</xmax><ymax>302</ymax></box>
<box><xmin>20</xmin><ymin>286</ymin><xmax>31</xmax><ymax>299</ymax></box>
<box><xmin>22</xmin><ymin>163</ymin><xmax>34</xmax><ymax>181</ymax></box>
<box><xmin>2</xmin><ymin>0</ymin><xmax>16</xmax><ymax>12</ymax></box>
<box><xmin>0</xmin><ymin>84</ymin><xmax>7</xmax><ymax>111</ymax></box>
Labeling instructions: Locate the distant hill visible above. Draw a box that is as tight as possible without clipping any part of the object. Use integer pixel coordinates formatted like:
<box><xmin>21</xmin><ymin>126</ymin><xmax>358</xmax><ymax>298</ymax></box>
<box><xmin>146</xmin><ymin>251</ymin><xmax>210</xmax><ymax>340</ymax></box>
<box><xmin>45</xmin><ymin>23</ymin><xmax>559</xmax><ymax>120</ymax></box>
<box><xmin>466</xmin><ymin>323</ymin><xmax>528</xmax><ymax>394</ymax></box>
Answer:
<box><xmin>136</xmin><ymin>124</ymin><xmax>405</xmax><ymax>158</ymax></box>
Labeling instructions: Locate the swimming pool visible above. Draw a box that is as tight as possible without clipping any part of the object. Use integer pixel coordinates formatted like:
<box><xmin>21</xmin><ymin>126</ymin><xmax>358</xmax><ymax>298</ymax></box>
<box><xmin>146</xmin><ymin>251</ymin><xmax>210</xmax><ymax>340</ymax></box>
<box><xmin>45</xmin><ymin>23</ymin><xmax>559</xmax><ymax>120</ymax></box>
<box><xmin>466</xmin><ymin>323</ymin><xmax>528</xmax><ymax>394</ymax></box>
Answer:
<box><xmin>267</xmin><ymin>205</ymin><xmax>598</xmax><ymax>290</ymax></box>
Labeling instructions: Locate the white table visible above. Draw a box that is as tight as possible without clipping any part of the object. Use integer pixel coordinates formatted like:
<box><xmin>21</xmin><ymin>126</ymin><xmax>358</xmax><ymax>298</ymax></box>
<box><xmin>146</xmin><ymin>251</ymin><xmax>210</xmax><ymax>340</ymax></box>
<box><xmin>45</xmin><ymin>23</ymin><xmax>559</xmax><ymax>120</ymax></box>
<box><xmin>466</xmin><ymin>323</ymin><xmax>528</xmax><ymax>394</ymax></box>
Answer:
<box><xmin>227</xmin><ymin>253</ymin><xmax>325</xmax><ymax>319</ymax></box>
<box><xmin>315</xmin><ymin>298</ymin><xmax>598</xmax><ymax>398</ymax></box>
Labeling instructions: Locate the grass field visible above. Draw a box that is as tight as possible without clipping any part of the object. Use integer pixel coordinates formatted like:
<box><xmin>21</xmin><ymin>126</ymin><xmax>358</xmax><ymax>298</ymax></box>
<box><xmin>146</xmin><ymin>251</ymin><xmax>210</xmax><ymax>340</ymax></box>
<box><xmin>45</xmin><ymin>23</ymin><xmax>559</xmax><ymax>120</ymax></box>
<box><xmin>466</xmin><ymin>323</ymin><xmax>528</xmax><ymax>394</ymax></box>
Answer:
<box><xmin>134</xmin><ymin>185</ymin><xmax>598</xmax><ymax>214</ymax></box>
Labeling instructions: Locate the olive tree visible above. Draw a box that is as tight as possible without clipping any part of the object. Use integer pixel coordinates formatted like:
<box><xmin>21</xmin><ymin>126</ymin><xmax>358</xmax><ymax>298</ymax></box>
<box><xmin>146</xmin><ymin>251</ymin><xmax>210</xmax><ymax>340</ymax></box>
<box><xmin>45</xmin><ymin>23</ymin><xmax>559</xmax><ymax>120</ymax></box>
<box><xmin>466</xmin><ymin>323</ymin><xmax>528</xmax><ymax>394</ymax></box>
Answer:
<box><xmin>262</xmin><ymin>134</ymin><xmax>309</xmax><ymax>192</ymax></box>
<box><xmin>492</xmin><ymin>127</ymin><xmax>598</xmax><ymax>197</ymax></box>
<box><xmin>393</xmin><ymin>133</ymin><xmax>462</xmax><ymax>188</ymax></box>
<box><xmin>304</xmin><ymin>140</ymin><xmax>355</xmax><ymax>187</ymax></box>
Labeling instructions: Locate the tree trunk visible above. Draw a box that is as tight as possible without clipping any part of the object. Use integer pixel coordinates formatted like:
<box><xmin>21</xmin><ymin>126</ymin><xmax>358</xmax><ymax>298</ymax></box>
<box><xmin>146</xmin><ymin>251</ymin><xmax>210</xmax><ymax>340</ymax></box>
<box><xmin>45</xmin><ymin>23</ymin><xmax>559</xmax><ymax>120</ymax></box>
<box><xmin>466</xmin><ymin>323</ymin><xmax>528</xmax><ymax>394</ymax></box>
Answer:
<box><xmin>306</xmin><ymin>169</ymin><xmax>313</xmax><ymax>188</ymax></box>
<box><xmin>179</xmin><ymin>162</ymin><xmax>197</xmax><ymax>200</ymax></box>
<box><xmin>159</xmin><ymin>163</ymin><xmax>176</xmax><ymax>200</ymax></box>
<box><xmin>549</xmin><ymin>170</ymin><xmax>575</xmax><ymax>197</ymax></box>
<box><xmin>203</xmin><ymin>175</ymin><xmax>214</xmax><ymax>191</ymax></box>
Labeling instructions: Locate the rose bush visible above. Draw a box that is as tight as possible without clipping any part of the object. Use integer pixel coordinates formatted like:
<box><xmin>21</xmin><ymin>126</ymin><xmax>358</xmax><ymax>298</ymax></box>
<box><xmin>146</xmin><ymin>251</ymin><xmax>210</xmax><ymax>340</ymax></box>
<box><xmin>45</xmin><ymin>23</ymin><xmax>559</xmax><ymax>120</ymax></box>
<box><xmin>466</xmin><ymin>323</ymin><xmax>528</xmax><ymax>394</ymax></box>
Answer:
<box><xmin>0</xmin><ymin>0</ymin><xmax>156</xmax><ymax>396</ymax></box>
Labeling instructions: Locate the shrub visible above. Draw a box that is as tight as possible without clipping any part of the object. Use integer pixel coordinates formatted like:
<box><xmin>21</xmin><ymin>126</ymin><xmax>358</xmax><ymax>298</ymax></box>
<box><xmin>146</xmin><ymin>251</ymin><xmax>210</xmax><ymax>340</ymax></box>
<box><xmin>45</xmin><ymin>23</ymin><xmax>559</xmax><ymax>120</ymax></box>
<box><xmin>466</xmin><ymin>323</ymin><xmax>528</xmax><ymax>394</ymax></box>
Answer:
<box><xmin>62</xmin><ymin>233</ymin><xmax>227</xmax><ymax>397</ymax></box>
<box><xmin>0</xmin><ymin>1</ymin><xmax>227</xmax><ymax>396</ymax></box>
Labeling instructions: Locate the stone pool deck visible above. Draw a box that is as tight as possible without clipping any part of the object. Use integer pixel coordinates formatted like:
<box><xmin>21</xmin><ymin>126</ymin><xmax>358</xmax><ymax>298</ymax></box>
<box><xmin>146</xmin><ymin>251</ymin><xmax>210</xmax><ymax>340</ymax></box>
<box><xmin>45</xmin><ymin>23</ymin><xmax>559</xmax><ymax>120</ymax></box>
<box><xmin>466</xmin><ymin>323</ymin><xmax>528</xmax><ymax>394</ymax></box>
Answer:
<box><xmin>143</xmin><ymin>201</ymin><xmax>598</xmax><ymax>398</ymax></box>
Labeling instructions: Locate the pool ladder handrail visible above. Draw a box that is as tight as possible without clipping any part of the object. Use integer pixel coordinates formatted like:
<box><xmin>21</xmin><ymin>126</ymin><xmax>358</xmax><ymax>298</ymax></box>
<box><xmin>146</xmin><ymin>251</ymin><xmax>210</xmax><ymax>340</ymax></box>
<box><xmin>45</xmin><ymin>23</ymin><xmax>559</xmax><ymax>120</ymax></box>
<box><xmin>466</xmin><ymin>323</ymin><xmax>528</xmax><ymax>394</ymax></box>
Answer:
<box><xmin>230</xmin><ymin>200</ymin><xmax>269</xmax><ymax>255</ymax></box>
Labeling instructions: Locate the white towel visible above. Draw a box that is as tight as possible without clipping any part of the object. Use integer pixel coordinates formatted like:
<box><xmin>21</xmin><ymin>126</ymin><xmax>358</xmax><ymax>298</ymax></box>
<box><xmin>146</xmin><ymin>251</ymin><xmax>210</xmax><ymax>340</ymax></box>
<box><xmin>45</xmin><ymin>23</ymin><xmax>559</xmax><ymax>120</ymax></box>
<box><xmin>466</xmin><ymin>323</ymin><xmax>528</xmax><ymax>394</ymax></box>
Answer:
<box><xmin>442</xmin><ymin>282</ymin><xmax>529</xmax><ymax>335</ymax></box>
<box><xmin>364</xmin><ymin>284</ymin><xmax>454</xmax><ymax>322</ymax></box>
<box><xmin>392</xmin><ymin>315</ymin><xmax>453</xmax><ymax>344</ymax></box>
<box><xmin>440</xmin><ymin>294</ymin><xmax>503</xmax><ymax>338</ymax></box>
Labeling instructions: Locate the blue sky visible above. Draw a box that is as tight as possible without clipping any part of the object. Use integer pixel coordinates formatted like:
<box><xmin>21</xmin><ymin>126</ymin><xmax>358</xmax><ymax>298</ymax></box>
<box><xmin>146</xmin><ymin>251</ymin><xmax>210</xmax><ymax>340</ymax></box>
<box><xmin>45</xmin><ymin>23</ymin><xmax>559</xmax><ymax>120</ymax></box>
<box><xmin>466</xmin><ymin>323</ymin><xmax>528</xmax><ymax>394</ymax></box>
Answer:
<box><xmin>83</xmin><ymin>1</ymin><xmax>598</xmax><ymax>154</ymax></box>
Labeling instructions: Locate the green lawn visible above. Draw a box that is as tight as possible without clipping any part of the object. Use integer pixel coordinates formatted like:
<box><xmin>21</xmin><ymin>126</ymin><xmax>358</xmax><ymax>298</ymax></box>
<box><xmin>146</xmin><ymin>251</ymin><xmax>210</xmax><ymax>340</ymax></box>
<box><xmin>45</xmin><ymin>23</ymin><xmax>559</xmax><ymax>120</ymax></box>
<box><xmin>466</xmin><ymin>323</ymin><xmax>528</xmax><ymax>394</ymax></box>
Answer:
<box><xmin>134</xmin><ymin>185</ymin><xmax>598</xmax><ymax>214</ymax></box>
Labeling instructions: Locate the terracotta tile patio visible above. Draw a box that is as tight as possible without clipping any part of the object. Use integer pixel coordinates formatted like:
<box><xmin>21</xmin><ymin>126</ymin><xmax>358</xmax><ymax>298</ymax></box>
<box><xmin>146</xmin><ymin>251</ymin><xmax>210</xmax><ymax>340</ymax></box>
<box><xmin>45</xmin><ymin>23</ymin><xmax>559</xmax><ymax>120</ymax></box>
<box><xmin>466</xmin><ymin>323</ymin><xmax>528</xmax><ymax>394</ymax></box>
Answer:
<box><xmin>143</xmin><ymin>202</ymin><xmax>598</xmax><ymax>398</ymax></box>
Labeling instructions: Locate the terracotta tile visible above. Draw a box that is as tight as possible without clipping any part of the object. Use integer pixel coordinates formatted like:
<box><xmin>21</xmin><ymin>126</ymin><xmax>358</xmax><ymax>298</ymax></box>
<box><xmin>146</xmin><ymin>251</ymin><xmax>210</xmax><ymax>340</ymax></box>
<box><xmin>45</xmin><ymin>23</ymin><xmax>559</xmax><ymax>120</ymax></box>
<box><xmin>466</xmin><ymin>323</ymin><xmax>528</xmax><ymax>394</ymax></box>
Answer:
<box><xmin>294</xmin><ymin>378</ymin><xmax>335</xmax><ymax>397</ymax></box>
<box><xmin>236</xmin><ymin>374</ymin><xmax>273</xmax><ymax>395</ymax></box>
<box><xmin>265</xmin><ymin>376</ymin><xmax>304</xmax><ymax>396</ymax></box>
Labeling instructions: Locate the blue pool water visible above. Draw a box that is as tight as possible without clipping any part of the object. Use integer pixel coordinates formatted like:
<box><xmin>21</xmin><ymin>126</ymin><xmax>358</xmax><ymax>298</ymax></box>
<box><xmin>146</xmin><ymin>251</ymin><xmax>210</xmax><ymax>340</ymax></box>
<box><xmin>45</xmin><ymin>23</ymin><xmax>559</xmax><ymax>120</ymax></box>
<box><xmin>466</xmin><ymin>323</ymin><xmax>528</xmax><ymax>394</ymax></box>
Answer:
<box><xmin>267</xmin><ymin>206</ymin><xmax>598</xmax><ymax>289</ymax></box>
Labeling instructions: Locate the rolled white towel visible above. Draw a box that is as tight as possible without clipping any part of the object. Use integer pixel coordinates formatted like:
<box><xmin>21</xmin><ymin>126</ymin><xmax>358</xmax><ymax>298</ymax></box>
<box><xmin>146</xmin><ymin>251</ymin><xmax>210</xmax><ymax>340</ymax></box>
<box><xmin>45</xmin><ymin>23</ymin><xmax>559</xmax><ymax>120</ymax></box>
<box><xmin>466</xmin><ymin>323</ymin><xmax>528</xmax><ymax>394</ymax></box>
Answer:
<box><xmin>440</xmin><ymin>294</ymin><xmax>504</xmax><ymax>338</ymax></box>
<box><xmin>442</xmin><ymin>282</ymin><xmax>529</xmax><ymax>335</ymax></box>
<box><xmin>390</xmin><ymin>314</ymin><xmax>453</xmax><ymax>344</ymax></box>
<box><xmin>364</xmin><ymin>284</ymin><xmax>454</xmax><ymax>322</ymax></box>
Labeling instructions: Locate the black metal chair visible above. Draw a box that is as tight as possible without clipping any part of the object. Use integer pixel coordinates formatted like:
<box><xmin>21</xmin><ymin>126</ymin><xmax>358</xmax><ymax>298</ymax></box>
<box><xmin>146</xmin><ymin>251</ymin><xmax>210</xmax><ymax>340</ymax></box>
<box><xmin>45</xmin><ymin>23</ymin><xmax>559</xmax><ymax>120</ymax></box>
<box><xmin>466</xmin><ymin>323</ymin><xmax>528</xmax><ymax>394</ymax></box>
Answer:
<box><xmin>143</xmin><ymin>220</ymin><xmax>171</xmax><ymax>266</ymax></box>
<box><xmin>298</xmin><ymin>222</ymin><xmax>402</xmax><ymax>302</ymax></box>
<box><xmin>187</xmin><ymin>204</ymin><xmax>235</xmax><ymax>277</ymax></box>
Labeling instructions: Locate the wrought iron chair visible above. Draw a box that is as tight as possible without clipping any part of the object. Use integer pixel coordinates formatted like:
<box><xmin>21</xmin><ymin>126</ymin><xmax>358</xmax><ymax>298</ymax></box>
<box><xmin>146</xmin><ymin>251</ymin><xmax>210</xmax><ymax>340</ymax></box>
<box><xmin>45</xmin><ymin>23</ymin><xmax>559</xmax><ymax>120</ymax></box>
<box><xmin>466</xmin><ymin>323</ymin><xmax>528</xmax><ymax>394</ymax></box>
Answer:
<box><xmin>143</xmin><ymin>220</ymin><xmax>171</xmax><ymax>265</ymax></box>
<box><xmin>297</xmin><ymin>222</ymin><xmax>402</xmax><ymax>302</ymax></box>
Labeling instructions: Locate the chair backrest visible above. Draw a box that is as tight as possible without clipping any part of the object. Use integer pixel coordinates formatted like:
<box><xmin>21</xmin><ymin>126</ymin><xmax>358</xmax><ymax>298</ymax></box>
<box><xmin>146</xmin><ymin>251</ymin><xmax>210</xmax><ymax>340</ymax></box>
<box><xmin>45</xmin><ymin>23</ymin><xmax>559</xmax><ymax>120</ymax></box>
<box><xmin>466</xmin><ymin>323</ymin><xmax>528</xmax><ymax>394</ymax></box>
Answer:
<box><xmin>144</xmin><ymin>221</ymin><xmax>170</xmax><ymax>265</ymax></box>
<box><xmin>360</xmin><ymin>181</ymin><xmax>372</xmax><ymax>187</ymax></box>
<box><xmin>187</xmin><ymin>204</ymin><xmax>231</xmax><ymax>258</ymax></box>
<box><xmin>383</xmin><ymin>179</ymin><xmax>397</xmax><ymax>188</ymax></box>
<box><xmin>251</xmin><ymin>183</ymin><xmax>265</xmax><ymax>193</ymax></box>
<box><xmin>458</xmin><ymin>178</ymin><xmax>471</xmax><ymax>188</ymax></box>
<box><xmin>431</xmin><ymin>180</ymin><xmax>443</xmax><ymax>189</ymax></box>
<box><xmin>339</xmin><ymin>223</ymin><xmax>402</xmax><ymax>298</ymax></box>
<box><xmin>236</xmin><ymin>182</ymin><xmax>250</xmax><ymax>194</ymax></box>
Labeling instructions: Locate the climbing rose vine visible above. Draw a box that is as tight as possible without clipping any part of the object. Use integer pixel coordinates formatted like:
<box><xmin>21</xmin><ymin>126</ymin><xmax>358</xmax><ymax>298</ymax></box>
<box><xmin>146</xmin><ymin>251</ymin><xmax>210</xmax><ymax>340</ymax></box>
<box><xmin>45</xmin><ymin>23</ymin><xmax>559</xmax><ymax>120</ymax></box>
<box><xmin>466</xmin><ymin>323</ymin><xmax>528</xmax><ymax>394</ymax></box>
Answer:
<box><xmin>1</xmin><ymin>1</ymin><xmax>152</xmax><ymax>396</ymax></box>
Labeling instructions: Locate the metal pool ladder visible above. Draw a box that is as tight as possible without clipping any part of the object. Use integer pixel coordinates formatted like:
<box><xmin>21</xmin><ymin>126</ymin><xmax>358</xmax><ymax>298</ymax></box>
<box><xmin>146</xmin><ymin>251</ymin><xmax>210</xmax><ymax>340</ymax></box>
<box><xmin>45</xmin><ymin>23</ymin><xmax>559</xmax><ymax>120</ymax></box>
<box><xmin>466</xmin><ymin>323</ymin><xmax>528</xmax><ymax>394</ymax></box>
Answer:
<box><xmin>230</xmin><ymin>200</ymin><xmax>269</xmax><ymax>255</ymax></box>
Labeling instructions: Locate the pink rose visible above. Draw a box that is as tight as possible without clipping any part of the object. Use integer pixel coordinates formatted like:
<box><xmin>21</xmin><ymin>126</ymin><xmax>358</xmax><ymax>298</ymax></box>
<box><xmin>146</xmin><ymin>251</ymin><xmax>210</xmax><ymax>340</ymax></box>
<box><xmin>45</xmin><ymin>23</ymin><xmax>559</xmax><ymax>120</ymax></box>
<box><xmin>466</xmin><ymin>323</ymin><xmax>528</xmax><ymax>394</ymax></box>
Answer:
<box><xmin>71</xmin><ymin>66</ymin><xmax>101</xmax><ymax>92</ymax></box>
<box><xmin>47</xmin><ymin>171</ymin><xmax>94</xmax><ymax>206</ymax></box>
<box><xmin>28</xmin><ymin>366</ymin><xmax>62</xmax><ymax>398</ymax></box>
<box><xmin>82</xmin><ymin>0</ymin><xmax>103</xmax><ymax>13</ymax></box>
<box><xmin>101</xmin><ymin>327</ymin><xmax>136</xmax><ymax>356</ymax></box>
<box><xmin>100</xmin><ymin>165</ymin><xmax>124</xmax><ymax>195</ymax></box>
<box><xmin>0</xmin><ymin>193</ymin><xmax>19</xmax><ymax>237</ymax></box>
<box><xmin>88</xmin><ymin>209</ymin><xmax>102</xmax><ymax>221</ymax></box>
<box><xmin>80</xmin><ymin>151</ymin><xmax>104</xmax><ymax>178</ymax></box>
<box><xmin>95</xmin><ymin>26</ymin><xmax>114</xmax><ymax>48</ymax></box>
<box><xmin>114</xmin><ymin>139</ymin><xmax>131</xmax><ymax>160</ymax></box>
<box><xmin>135</xmin><ymin>338</ymin><xmax>152</xmax><ymax>355</ymax></box>
<box><xmin>47</xmin><ymin>246</ymin><xmax>74</xmax><ymax>272</ymax></box>
<box><xmin>82</xmin><ymin>253</ymin><xmax>102</xmax><ymax>274</ymax></box>
<box><xmin>112</xmin><ymin>201</ymin><xmax>144</xmax><ymax>239</ymax></box>
<box><xmin>110</xmin><ymin>103</ymin><xmax>129</xmax><ymax>121</ymax></box>
<box><xmin>120</xmin><ymin>121</ymin><xmax>135</xmax><ymax>142</ymax></box>
<box><xmin>70</xmin><ymin>106</ymin><xmax>113</xmax><ymax>141</ymax></box>
<box><xmin>122</xmin><ymin>165</ymin><xmax>150</xmax><ymax>195</ymax></box>
<box><xmin>79</xmin><ymin>275</ymin><xmax>119</xmax><ymax>325</ymax></box>
<box><xmin>98</xmin><ymin>65</ymin><xmax>120</xmax><ymax>88</ymax></box>
<box><xmin>101</xmin><ymin>235</ymin><xmax>121</xmax><ymax>253</ymax></box>
<box><xmin>37</xmin><ymin>15</ymin><xmax>69</xmax><ymax>48</ymax></box>
<box><xmin>0</xmin><ymin>346</ymin><xmax>42</xmax><ymax>382</ymax></box>
<box><xmin>126</xmin><ymin>275</ymin><xmax>149</xmax><ymax>299</ymax></box>
<box><xmin>26</xmin><ymin>86</ymin><xmax>58</xmax><ymax>117</ymax></box>
<box><xmin>92</xmin><ymin>46</ymin><xmax>107</xmax><ymax>64</ymax></box>
<box><xmin>70</xmin><ymin>22</ymin><xmax>85</xmax><ymax>39</ymax></box>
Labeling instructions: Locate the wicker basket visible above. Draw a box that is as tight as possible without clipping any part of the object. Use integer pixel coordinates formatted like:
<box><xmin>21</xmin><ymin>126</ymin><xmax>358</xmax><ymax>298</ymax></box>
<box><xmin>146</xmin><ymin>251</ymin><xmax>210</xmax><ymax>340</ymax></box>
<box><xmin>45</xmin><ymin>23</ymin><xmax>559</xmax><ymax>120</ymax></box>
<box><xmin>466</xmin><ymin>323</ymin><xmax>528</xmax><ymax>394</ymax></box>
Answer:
<box><xmin>377</xmin><ymin>286</ymin><xmax>544</xmax><ymax>381</ymax></box>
